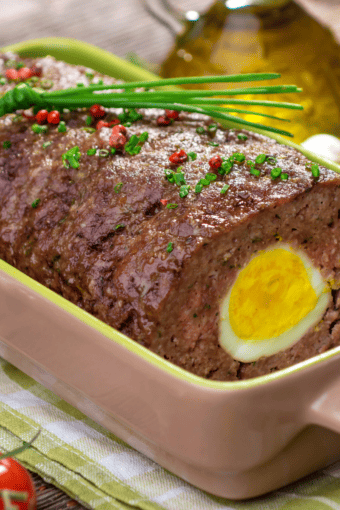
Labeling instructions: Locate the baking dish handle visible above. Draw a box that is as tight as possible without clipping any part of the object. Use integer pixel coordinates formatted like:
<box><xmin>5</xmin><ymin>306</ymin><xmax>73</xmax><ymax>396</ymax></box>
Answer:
<box><xmin>308</xmin><ymin>377</ymin><xmax>340</xmax><ymax>434</ymax></box>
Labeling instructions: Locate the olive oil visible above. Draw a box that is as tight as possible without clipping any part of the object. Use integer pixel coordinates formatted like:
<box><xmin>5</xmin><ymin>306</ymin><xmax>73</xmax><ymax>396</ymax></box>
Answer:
<box><xmin>160</xmin><ymin>0</ymin><xmax>340</xmax><ymax>142</ymax></box>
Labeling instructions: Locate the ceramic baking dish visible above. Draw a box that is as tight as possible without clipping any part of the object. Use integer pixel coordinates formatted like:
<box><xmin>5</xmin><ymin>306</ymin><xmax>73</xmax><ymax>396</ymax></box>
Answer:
<box><xmin>1</xmin><ymin>37</ymin><xmax>340</xmax><ymax>500</ymax></box>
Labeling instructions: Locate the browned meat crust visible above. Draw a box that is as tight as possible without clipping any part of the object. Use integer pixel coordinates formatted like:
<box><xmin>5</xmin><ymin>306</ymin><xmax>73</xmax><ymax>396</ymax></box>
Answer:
<box><xmin>1</xmin><ymin>53</ymin><xmax>340</xmax><ymax>380</ymax></box>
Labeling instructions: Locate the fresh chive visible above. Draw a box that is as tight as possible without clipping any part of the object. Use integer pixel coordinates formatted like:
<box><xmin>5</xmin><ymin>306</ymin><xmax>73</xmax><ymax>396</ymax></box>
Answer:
<box><xmin>281</xmin><ymin>172</ymin><xmax>289</xmax><ymax>180</ymax></box>
<box><xmin>209</xmin><ymin>142</ymin><xmax>219</xmax><ymax>147</ymax></box>
<box><xmin>32</xmin><ymin>198</ymin><xmax>40</xmax><ymax>208</ymax></box>
<box><xmin>166</xmin><ymin>242</ymin><xmax>174</xmax><ymax>253</ymax></box>
<box><xmin>115</xmin><ymin>223</ymin><xmax>125</xmax><ymax>230</ymax></box>
<box><xmin>110</xmin><ymin>148</ymin><xmax>116</xmax><ymax>155</ymax></box>
<box><xmin>77</xmin><ymin>82</ymin><xmax>85</xmax><ymax>88</ymax></box>
<box><xmin>2</xmin><ymin>140</ymin><xmax>11</xmax><ymax>149</ymax></box>
<box><xmin>42</xmin><ymin>141</ymin><xmax>52</xmax><ymax>149</ymax></box>
<box><xmin>195</xmin><ymin>183</ymin><xmax>203</xmax><ymax>193</ymax></box>
<box><xmin>85</xmin><ymin>115</ymin><xmax>92</xmax><ymax>126</ymax></box>
<box><xmin>255</xmin><ymin>153</ymin><xmax>267</xmax><ymax>164</ymax></box>
<box><xmin>220</xmin><ymin>184</ymin><xmax>230</xmax><ymax>194</ymax></box>
<box><xmin>98</xmin><ymin>149</ymin><xmax>109</xmax><ymax>157</ymax></box>
<box><xmin>271</xmin><ymin>167</ymin><xmax>282</xmax><ymax>179</ymax></box>
<box><xmin>114</xmin><ymin>182</ymin><xmax>123</xmax><ymax>193</ymax></box>
<box><xmin>0</xmin><ymin>72</ymin><xmax>303</xmax><ymax>137</ymax></box>
<box><xmin>0</xmin><ymin>77</ymin><xmax>7</xmax><ymax>85</ymax></box>
<box><xmin>196</xmin><ymin>126</ymin><xmax>205</xmax><ymax>134</ymax></box>
<box><xmin>237</xmin><ymin>133</ymin><xmax>248</xmax><ymax>141</ymax></box>
<box><xmin>167</xmin><ymin>203</ymin><xmax>178</xmax><ymax>209</ymax></box>
<box><xmin>87</xmin><ymin>148</ymin><xmax>97</xmax><ymax>155</ymax></box>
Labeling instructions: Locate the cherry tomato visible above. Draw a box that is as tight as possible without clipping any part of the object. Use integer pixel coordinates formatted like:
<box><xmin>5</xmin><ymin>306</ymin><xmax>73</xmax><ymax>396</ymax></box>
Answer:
<box><xmin>0</xmin><ymin>456</ymin><xmax>36</xmax><ymax>510</ymax></box>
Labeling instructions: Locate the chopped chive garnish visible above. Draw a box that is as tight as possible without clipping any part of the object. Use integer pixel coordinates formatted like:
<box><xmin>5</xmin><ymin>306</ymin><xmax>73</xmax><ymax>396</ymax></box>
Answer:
<box><xmin>58</xmin><ymin>121</ymin><xmax>67</xmax><ymax>133</ymax></box>
<box><xmin>209</xmin><ymin>142</ymin><xmax>219</xmax><ymax>147</ymax></box>
<box><xmin>165</xmin><ymin>169</ymin><xmax>175</xmax><ymax>183</ymax></box>
<box><xmin>2</xmin><ymin>140</ymin><xmax>11</xmax><ymax>149</ymax></box>
<box><xmin>196</xmin><ymin>126</ymin><xmax>205</xmax><ymax>134</ymax></box>
<box><xmin>220</xmin><ymin>184</ymin><xmax>230</xmax><ymax>194</ymax></box>
<box><xmin>271</xmin><ymin>167</ymin><xmax>282</xmax><ymax>179</ymax></box>
<box><xmin>233</xmin><ymin>153</ymin><xmax>245</xmax><ymax>163</ymax></box>
<box><xmin>81</xmin><ymin>127</ymin><xmax>96</xmax><ymax>133</ymax></box>
<box><xmin>250</xmin><ymin>167</ymin><xmax>261</xmax><ymax>176</ymax></box>
<box><xmin>195</xmin><ymin>183</ymin><xmax>203</xmax><ymax>193</ymax></box>
<box><xmin>247</xmin><ymin>160</ymin><xmax>255</xmax><ymax>167</ymax></box>
<box><xmin>139</xmin><ymin>131</ymin><xmax>149</xmax><ymax>142</ymax></box>
<box><xmin>31</xmin><ymin>198</ymin><xmax>40</xmax><ymax>208</ymax></box>
<box><xmin>255</xmin><ymin>153</ymin><xmax>267</xmax><ymax>164</ymax></box>
<box><xmin>0</xmin><ymin>77</ymin><xmax>7</xmax><ymax>85</ymax></box>
<box><xmin>198</xmin><ymin>178</ymin><xmax>210</xmax><ymax>186</ymax></box>
<box><xmin>40</xmin><ymin>79</ymin><xmax>54</xmax><ymax>89</ymax></box>
<box><xmin>114</xmin><ymin>182</ymin><xmax>123</xmax><ymax>193</ymax></box>
<box><xmin>281</xmin><ymin>172</ymin><xmax>289</xmax><ymax>180</ymax></box>
<box><xmin>167</xmin><ymin>203</ymin><xmax>178</xmax><ymax>209</ymax></box>
<box><xmin>85</xmin><ymin>115</ymin><xmax>92</xmax><ymax>126</ymax></box>
<box><xmin>110</xmin><ymin>147</ymin><xmax>116</xmax><ymax>155</ymax></box>
<box><xmin>206</xmin><ymin>173</ymin><xmax>217</xmax><ymax>182</ymax></box>
<box><xmin>166</xmin><ymin>242</ymin><xmax>174</xmax><ymax>253</ymax></box>
<box><xmin>77</xmin><ymin>82</ymin><xmax>85</xmax><ymax>87</ymax></box>
<box><xmin>237</xmin><ymin>133</ymin><xmax>248</xmax><ymax>141</ymax></box>
<box><xmin>174</xmin><ymin>172</ymin><xmax>186</xmax><ymax>186</ymax></box>
<box><xmin>98</xmin><ymin>149</ymin><xmax>109</xmax><ymax>157</ymax></box>
<box><xmin>115</xmin><ymin>223</ymin><xmax>125</xmax><ymax>230</ymax></box>
<box><xmin>311</xmin><ymin>163</ymin><xmax>320</xmax><ymax>178</ymax></box>
<box><xmin>179</xmin><ymin>185</ymin><xmax>190</xmax><ymax>197</ymax></box>
<box><xmin>87</xmin><ymin>148</ymin><xmax>97</xmax><ymax>155</ymax></box>
<box><xmin>42</xmin><ymin>141</ymin><xmax>52</xmax><ymax>149</ymax></box>
<box><xmin>188</xmin><ymin>151</ymin><xmax>197</xmax><ymax>160</ymax></box>
<box><xmin>62</xmin><ymin>146</ymin><xmax>81</xmax><ymax>169</ymax></box>
<box><xmin>85</xmin><ymin>71</ymin><xmax>94</xmax><ymax>80</ymax></box>
<box><xmin>266</xmin><ymin>156</ymin><xmax>277</xmax><ymax>165</ymax></box>
<box><xmin>32</xmin><ymin>123</ymin><xmax>48</xmax><ymax>134</ymax></box>
<box><xmin>219</xmin><ymin>161</ymin><xmax>233</xmax><ymax>175</ymax></box>
<box><xmin>208</xmin><ymin>123</ymin><xmax>218</xmax><ymax>132</ymax></box>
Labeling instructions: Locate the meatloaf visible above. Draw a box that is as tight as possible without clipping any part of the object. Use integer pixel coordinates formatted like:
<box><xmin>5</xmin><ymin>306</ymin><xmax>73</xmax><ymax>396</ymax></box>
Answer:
<box><xmin>1</xmin><ymin>52</ymin><xmax>340</xmax><ymax>381</ymax></box>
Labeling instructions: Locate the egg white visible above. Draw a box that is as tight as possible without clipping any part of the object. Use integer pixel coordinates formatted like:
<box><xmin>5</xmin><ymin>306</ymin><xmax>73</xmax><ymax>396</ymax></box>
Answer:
<box><xmin>219</xmin><ymin>244</ymin><xmax>331</xmax><ymax>363</ymax></box>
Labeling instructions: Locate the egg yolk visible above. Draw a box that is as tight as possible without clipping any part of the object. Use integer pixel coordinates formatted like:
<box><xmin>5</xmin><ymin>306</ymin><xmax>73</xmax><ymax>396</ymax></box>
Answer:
<box><xmin>229</xmin><ymin>248</ymin><xmax>318</xmax><ymax>340</ymax></box>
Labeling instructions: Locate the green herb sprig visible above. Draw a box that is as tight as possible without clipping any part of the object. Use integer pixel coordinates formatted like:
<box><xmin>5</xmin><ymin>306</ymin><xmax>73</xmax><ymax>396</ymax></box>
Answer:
<box><xmin>0</xmin><ymin>73</ymin><xmax>303</xmax><ymax>137</ymax></box>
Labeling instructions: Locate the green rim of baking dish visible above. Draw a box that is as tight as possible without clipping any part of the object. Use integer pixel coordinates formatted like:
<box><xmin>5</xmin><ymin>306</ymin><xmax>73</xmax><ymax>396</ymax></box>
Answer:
<box><xmin>1</xmin><ymin>36</ymin><xmax>340</xmax><ymax>390</ymax></box>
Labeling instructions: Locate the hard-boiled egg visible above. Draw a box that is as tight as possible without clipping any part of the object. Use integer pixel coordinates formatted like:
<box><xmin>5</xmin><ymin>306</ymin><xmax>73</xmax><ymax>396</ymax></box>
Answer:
<box><xmin>219</xmin><ymin>244</ymin><xmax>330</xmax><ymax>362</ymax></box>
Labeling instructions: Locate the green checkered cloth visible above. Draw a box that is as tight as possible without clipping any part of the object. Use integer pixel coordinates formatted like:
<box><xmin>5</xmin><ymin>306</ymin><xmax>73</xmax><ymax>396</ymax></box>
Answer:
<box><xmin>1</xmin><ymin>358</ymin><xmax>340</xmax><ymax>510</ymax></box>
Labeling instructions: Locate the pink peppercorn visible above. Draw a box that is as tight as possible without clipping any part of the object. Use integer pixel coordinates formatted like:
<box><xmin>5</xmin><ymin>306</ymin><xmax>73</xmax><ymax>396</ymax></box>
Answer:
<box><xmin>109</xmin><ymin>133</ymin><xmax>127</xmax><ymax>150</ymax></box>
<box><xmin>169</xmin><ymin>149</ymin><xmax>188</xmax><ymax>165</ymax></box>
<box><xmin>209</xmin><ymin>155</ymin><xmax>223</xmax><ymax>170</ymax></box>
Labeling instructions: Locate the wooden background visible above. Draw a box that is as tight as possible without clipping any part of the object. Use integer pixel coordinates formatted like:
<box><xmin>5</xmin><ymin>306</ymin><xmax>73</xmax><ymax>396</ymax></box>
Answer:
<box><xmin>1</xmin><ymin>0</ymin><xmax>340</xmax><ymax>508</ymax></box>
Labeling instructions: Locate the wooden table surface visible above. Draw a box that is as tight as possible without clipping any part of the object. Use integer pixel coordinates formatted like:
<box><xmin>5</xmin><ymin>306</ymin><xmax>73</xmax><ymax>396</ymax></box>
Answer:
<box><xmin>1</xmin><ymin>0</ymin><xmax>340</xmax><ymax>508</ymax></box>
